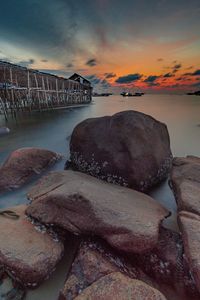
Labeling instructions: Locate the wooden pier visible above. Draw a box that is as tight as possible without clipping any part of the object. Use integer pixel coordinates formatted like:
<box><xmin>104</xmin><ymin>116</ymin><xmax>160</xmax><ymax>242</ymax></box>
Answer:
<box><xmin>0</xmin><ymin>61</ymin><xmax>92</xmax><ymax>119</ymax></box>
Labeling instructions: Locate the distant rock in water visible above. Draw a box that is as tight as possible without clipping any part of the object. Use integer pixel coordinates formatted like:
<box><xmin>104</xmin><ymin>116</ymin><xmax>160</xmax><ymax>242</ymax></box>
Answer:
<box><xmin>0</xmin><ymin>147</ymin><xmax>61</xmax><ymax>192</ymax></box>
<box><xmin>0</xmin><ymin>127</ymin><xmax>10</xmax><ymax>136</ymax></box>
<box><xmin>0</xmin><ymin>205</ymin><xmax>64</xmax><ymax>288</ymax></box>
<box><xmin>67</xmin><ymin>110</ymin><xmax>172</xmax><ymax>192</ymax></box>
<box><xmin>26</xmin><ymin>170</ymin><xmax>169</xmax><ymax>254</ymax></box>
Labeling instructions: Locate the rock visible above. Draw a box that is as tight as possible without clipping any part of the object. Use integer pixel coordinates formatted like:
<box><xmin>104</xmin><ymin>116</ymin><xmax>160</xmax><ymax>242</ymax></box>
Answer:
<box><xmin>0</xmin><ymin>127</ymin><xmax>10</xmax><ymax>136</ymax></box>
<box><xmin>131</xmin><ymin>226</ymin><xmax>198</xmax><ymax>296</ymax></box>
<box><xmin>58</xmin><ymin>239</ymin><xmax>139</xmax><ymax>300</ymax></box>
<box><xmin>170</xmin><ymin>156</ymin><xmax>200</xmax><ymax>215</ymax></box>
<box><xmin>58</xmin><ymin>239</ymin><xmax>166</xmax><ymax>300</ymax></box>
<box><xmin>0</xmin><ymin>147</ymin><xmax>61</xmax><ymax>192</ymax></box>
<box><xmin>59</xmin><ymin>237</ymin><xmax>199</xmax><ymax>300</ymax></box>
<box><xmin>67</xmin><ymin>110</ymin><xmax>172</xmax><ymax>192</ymax></box>
<box><xmin>73</xmin><ymin>272</ymin><xmax>167</xmax><ymax>300</ymax></box>
<box><xmin>0</xmin><ymin>205</ymin><xmax>64</xmax><ymax>288</ymax></box>
<box><xmin>26</xmin><ymin>170</ymin><xmax>169</xmax><ymax>254</ymax></box>
<box><xmin>178</xmin><ymin>211</ymin><xmax>200</xmax><ymax>293</ymax></box>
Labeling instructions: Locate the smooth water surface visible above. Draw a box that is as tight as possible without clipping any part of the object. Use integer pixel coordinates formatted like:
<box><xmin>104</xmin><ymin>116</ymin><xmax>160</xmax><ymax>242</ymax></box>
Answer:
<box><xmin>0</xmin><ymin>94</ymin><xmax>200</xmax><ymax>299</ymax></box>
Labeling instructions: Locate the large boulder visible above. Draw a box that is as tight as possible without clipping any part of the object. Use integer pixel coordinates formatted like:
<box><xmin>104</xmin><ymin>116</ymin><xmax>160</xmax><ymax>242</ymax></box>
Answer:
<box><xmin>26</xmin><ymin>170</ymin><xmax>169</xmax><ymax>254</ymax></box>
<box><xmin>67</xmin><ymin>110</ymin><xmax>172</xmax><ymax>192</ymax></box>
<box><xmin>0</xmin><ymin>147</ymin><xmax>61</xmax><ymax>192</ymax></box>
<box><xmin>170</xmin><ymin>156</ymin><xmax>200</xmax><ymax>215</ymax></box>
<box><xmin>73</xmin><ymin>272</ymin><xmax>167</xmax><ymax>300</ymax></box>
<box><xmin>0</xmin><ymin>205</ymin><xmax>64</xmax><ymax>288</ymax></box>
<box><xmin>178</xmin><ymin>211</ymin><xmax>200</xmax><ymax>293</ymax></box>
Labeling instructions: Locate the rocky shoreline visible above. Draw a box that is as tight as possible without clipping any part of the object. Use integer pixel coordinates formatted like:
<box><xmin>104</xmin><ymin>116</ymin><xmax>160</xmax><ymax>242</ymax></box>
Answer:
<box><xmin>0</xmin><ymin>110</ymin><xmax>200</xmax><ymax>299</ymax></box>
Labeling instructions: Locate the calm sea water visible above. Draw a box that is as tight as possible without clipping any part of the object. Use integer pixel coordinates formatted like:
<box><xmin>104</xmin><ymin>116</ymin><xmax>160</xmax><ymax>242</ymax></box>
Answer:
<box><xmin>0</xmin><ymin>94</ymin><xmax>200</xmax><ymax>299</ymax></box>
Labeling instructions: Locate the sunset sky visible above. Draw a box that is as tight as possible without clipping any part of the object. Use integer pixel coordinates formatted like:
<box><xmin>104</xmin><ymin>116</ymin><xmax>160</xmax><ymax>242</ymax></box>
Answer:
<box><xmin>0</xmin><ymin>0</ymin><xmax>200</xmax><ymax>93</ymax></box>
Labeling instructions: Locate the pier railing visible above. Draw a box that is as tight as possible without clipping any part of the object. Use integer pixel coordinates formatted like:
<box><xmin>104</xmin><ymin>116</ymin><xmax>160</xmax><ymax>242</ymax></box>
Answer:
<box><xmin>0</xmin><ymin>61</ymin><xmax>92</xmax><ymax>118</ymax></box>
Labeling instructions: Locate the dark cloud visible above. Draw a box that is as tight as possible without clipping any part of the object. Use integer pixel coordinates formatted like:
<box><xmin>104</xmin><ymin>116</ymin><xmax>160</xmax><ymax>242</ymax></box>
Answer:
<box><xmin>41</xmin><ymin>59</ymin><xmax>48</xmax><ymax>62</ymax></box>
<box><xmin>66</xmin><ymin>63</ymin><xmax>74</xmax><ymax>68</ymax></box>
<box><xmin>184</xmin><ymin>69</ymin><xmax>200</xmax><ymax>76</ymax></box>
<box><xmin>104</xmin><ymin>72</ymin><xmax>116</xmax><ymax>79</ymax></box>
<box><xmin>86</xmin><ymin>59</ymin><xmax>97</xmax><ymax>67</ymax></box>
<box><xmin>101</xmin><ymin>79</ymin><xmax>111</xmax><ymax>88</ymax></box>
<box><xmin>185</xmin><ymin>66</ymin><xmax>193</xmax><ymax>70</ymax></box>
<box><xmin>172</xmin><ymin>63</ymin><xmax>182</xmax><ymax>73</ymax></box>
<box><xmin>144</xmin><ymin>75</ymin><xmax>159</xmax><ymax>82</ymax></box>
<box><xmin>86</xmin><ymin>74</ymin><xmax>101</xmax><ymax>84</ymax></box>
<box><xmin>176</xmin><ymin>77</ymin><xmax>185</xmax><ymax>81</ymax></box>
<box><xmin>115</xmin><ymin>73</ymin><xmax>142</xmax><ymax>84</ymax></box>
<box><xmin>18</xmin><ymin>58</ymin><xmax>35</xmax><ymax>67</ymax></box>
<box><xmin>157</xmin><ymin>58</ymin><xmax>163</xmax><ymax>62</ymax></box>
<box><xmin>163</xmin><ymin>73</ymin><xmax>174</xmax><ymax>78</ymax></box>
<box><xmin>144</xmin><ymin>75</ymin><xmax>160</xmax><ymax>86</ymax></box>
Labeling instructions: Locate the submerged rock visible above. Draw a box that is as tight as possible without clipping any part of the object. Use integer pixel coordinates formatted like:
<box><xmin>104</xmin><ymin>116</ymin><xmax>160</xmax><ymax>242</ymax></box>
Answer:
<box><xmin>178</xmin><ymin>211</ymin><xmax>200</xmax><ymax>293</ymax></box>
<box><xmin>26</xmin><ymin>170</ymin><xmax>169</xmax><ymax>254</ymax></box>
<box><xmin>67</xmin><ymin>110</ymin><xmax>172</xmax><ymax>192</ymax></box>
<box><xmin>0</xmin><ymin>147</ymin><xmax>61</xmax><ymax>192</ymax></box>
<box><xmin>0</xmin><ymin>205</ymin><xmax>64</xmax><ymax>288</ymax></box>
<box><xmin>0</xmin><ymin>127</ymin><xmax>10</xmax><ymax>136</ymax></box>
<box><xmin>170</xmin><ymin>156</ymin><xmax>200</xmax><ymax>215</ymax></box>
<box><xmin>73</xmin><ymin>272</ymin><xmax>167</xmax><ymax>300</ymax></box>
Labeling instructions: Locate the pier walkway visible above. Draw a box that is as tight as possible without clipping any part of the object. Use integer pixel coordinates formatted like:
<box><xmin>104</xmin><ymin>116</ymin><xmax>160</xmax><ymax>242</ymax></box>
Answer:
<box><xmin>0</xmin><ymin>61</ymin><xmax>92</xmax><ymax>119</ymax></box>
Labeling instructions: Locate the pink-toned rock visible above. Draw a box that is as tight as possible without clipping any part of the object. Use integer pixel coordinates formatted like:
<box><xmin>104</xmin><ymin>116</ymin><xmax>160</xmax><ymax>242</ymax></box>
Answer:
<box><xmin>0</xmin><ymin>147</ymin><xmax>61</xmax><ymax>192</ymax></box>
<box><xmin>26</xmin><ymin>170</ymin><xmax>169</xmax><ymax>254</ymax></box>
<box><xmin>58</xmin><ymin>239</ymin><xmax>135</xmax><ymax>300</ymax></box>
<box><xmin>178</xmin><ymin>211</ymin><xmax>200</xmax><ymax>293</ymax></box>
<box><xmin>0</xmin><ymin>205</ymin><xmax>64</xmax><ymax>288</ymax></box>
<box><xmin>131</xmin><ymin>226</ymin><xmax>198</xmax><ymax>296</ymax></box>
<box><xmin>170</xmin><ymin>156</ymin><xmax>200</xmax><ymax>215</ymax></box>
<box><xmin>67</xmin><ymin>110</ymin><xmax>172</xmax><ymax>192</ymax></box>
<box><xmin>59</xmin><ymin>237</ymin><xmax>199</xmax><ymax>300</ymax></box>
<box><xmin>73</xmin><ymin>272</ymin><xmax>167</xmax><ymax>300</ymax></box>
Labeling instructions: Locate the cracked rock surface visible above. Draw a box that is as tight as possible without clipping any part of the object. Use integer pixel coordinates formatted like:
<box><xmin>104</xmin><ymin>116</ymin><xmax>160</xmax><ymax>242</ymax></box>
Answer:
<box><xmin>0</xmin><ymin>205</ymin><xmax>64</xmax><ymax>288</ymax></box>
<box><xmin>26</xmin><ymin>170</ymin><xmax>169</xmax><ymax>254</ymax></box>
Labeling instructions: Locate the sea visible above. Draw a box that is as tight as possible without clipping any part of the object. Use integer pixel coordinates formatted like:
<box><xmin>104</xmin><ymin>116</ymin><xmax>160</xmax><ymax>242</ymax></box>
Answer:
<box><xmin>0</xmin><ymin>94</ymin><xmax>200</xmax><ymax>299</ymax></box>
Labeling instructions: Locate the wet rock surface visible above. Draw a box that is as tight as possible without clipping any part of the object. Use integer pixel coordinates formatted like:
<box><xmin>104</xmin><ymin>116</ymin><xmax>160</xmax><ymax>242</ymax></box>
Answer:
<box><xmin>59</xmin><ymin>234</ymin><xmax>200</xmax><ymax>300</ymax></box>
<box><xmin>0</xmin><ymin>205</ymin><xmax>64</xmax><ymax>288</ymax></box>
<box><xmin>0</xmin><ymin>147</ymin><xmax>61</xmax><ymax>192</ymax></box>
<box><xmin>131</xmin><ymin>226</ymin><xmax>199</xmax><ymax>297</ymax></box>
<box><xmin>73</xmin><ymin>272</ymin><xmax>167</xmax><ymax>300</ymax></box>
<box><xmin>67</xmin><ymin>110</ymin><xmax>172</xmax><ymax>192</ymax></box>
<box><xmin>26</xmin><ymin>170</ymin><xmax>169</xmax><ymax>254</ymax></box>
<box><xmin>178</xmin><ymin>211</ymin><xmax>200</xmax><ymax>293</ymax></box>
<box><xmin>170</xmin><ymin>156</ymin><xmax>200</xmax><ymax>215</ymax></box>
